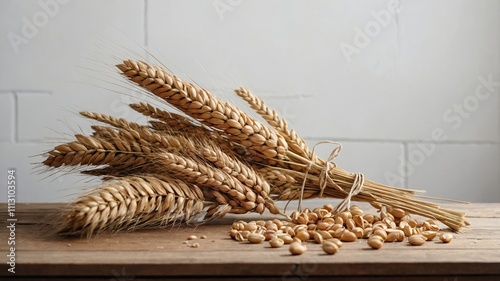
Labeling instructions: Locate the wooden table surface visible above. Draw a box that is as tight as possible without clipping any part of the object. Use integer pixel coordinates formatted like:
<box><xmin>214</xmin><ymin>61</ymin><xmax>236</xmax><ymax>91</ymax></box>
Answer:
<box><xmin>1</xmin><ymin>202</ymin><xmax>499</xmax><ymax>281</ymax></box>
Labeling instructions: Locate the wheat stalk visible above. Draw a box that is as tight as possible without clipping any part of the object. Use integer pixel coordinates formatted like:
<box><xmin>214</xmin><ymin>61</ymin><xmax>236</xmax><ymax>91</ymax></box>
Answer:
<box><xmin>265</xmin><ymin>144</ymin><xmax>469</xmax><ymax>230</ymax></box>
<box><xmin>232</xmin><ymin>87</ymin><xmax>469</xmax><ymax>230</ymax></box>
<box><xmin>232</xmin><ymin>88</ymin><xmax>469</xmax><ymax>230</ymax></box>
<box><xmin>41</xmin><ymin>57</ymin><xmax>469</xmax><ymax>234</ymax></box>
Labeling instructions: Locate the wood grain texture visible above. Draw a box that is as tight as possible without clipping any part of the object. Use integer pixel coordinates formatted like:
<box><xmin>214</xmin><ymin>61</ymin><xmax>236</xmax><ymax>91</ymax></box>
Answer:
<box><xmin>1</xmin><ymin>202</ymin><xmax>499</xmax><ymax>280</ymax></box>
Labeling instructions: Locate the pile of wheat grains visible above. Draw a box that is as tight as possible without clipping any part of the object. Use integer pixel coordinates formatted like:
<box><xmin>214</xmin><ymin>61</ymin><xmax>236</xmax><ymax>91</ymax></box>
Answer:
<box><xmin>229</xmin><ymin>203</ymin><xmax>454</xmax><ymax>255</ymax></box>
<box><xmin>41</xmin><ymin>59</ymin><xmax>468</xmax><ymax>237</ymax></box>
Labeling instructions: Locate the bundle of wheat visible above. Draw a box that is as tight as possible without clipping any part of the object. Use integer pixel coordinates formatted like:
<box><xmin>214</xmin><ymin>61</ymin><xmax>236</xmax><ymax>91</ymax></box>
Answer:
<box><xmin>42</xmin><ymin>59</ymin><xmax>468</xmax><ymax>236</ymax></box>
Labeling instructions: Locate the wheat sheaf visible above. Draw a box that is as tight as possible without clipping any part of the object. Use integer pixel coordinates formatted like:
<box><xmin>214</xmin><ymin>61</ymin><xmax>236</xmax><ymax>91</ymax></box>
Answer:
<box><xmin>42</xmin><ymin>59</ymin><xmax>468</xmax><ymax>236</ymax></box>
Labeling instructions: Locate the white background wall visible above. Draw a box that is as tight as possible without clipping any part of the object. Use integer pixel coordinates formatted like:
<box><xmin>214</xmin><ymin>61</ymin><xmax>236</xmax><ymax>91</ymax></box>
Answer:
<box><xmin>1</xmin><ymin>0</ymin><xmax>499</xmax><ymax>203</ymax></box>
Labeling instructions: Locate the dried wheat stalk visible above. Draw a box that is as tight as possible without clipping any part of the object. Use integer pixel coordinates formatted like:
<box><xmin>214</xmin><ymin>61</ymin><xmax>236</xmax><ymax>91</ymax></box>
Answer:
<box><xmin>42</xmin><ymin>58</ymin><xmax>469</xmax><ymax>236</ymax></box>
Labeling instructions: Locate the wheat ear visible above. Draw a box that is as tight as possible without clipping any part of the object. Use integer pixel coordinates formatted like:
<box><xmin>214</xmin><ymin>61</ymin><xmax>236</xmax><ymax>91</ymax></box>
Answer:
<box><xmin>129</xmin><ymin>102</ymin><xmax>202</xmax><ymax>133</ymax></box>
<box><xmin>116</xmin><ymin>60</ymin><xmax>288</xmax><ymax>161</ymax></box>
<box><xmin>129</xmin><ymin>103</ymin><xmax>239</xmax><ymax>154</ymax></box>
<box><xmin>82</xmin><ymin>111</ymin><xmax>203</xmax><ymax>156</ymax></box>
<box><xmin>200</xmin><ymin>143</ymin><xmax>280</xmax><ymax>214</ymax></box>
<box><xmin>235</xmin><ymin>87</ymin><xmax>315</xmax><ymax>161</ymax></box>
<box><xmin>153</xmin><ymin>151</ymin><xmax>279</xmax><ymax>214</ymax></box>
<box><xmin>58</xmin><ymin>175</ymin><xmax>208</xmax><ymax>236</ymax></box>
<box><xmin>42</xmin><ymin>134</ymin><xmax>149</xmax><ymax>169</ymax></box>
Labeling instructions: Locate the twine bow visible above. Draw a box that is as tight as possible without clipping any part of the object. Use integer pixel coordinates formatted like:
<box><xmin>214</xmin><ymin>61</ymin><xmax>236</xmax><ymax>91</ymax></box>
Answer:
<box><xmin>296</xmin><ymin>140</ymin><xmax>365</xmax><ymax>213</ymax></box>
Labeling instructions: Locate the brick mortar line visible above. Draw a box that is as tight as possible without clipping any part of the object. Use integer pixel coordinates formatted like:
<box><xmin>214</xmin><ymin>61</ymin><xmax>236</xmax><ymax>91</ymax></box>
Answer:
<box><xmin>306</xmin><ymin>138</ymin><xmax>500</xmax><ymax>145</ymax></box>
<box><xmin>497</xmin><ymin>2</ymin><xmax>500</xmax><ymax>148</ymax></box>
<box><xmin>1</xmin><ymin>90</ymin><xmax>51</xmax><ymax>94</ymax></box>
<box><xmin>259</xmin><ymin>95</ymin><xmax>314</xmax><ymax>99</ymax></box>
<box><xmin>13</xmin><ymin>91</ymin><xmax>18</xmax><ymax>143</ymax></box>
<box><xmin>403</xmin><ymin>142</ymin><xmax>408</xmax><ymax>189</ymax></box>
<box><xmin>144</xmin><ymin>0</ymin><xmax>148</xmax><ymax>48</ymax></box>
<box><xmin>2</xmin><ymin>91</ymin><xmax>54</xmax><ymax>144</ymax></box>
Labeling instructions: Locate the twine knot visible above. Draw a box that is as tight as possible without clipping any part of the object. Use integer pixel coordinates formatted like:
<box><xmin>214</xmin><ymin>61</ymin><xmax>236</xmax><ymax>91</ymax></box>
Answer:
<box><xmin>297</xmin><ymin>140</ymin><xmax>365</xmax><ymax>213</ymax></box>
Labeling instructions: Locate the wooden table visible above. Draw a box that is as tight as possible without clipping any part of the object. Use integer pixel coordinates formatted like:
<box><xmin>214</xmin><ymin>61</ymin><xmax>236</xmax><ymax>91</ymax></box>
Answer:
<box><xmin>1</xmin><ymin>202</ymin><xmax>499</xmax><ymax>280</ymax></box>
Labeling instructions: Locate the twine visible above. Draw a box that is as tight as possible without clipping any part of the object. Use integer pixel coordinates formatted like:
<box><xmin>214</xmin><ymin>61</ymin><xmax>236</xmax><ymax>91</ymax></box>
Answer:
<box><xmin>297</xmin><ymin>140</ymin><xmax>365</xmax><ymax>213</ymax></box>
<box><xmin>333</xmin><ymin>172</ymin><xmax>365</xmax><ymax>212</ymax></box>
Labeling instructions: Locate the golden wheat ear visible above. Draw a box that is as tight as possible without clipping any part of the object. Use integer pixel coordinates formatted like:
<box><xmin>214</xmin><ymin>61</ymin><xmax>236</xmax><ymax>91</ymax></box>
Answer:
<box><xmin>152</xmin><ymin>151</ymin><xmax>279</xmax><ymax>215</ymax></box>
<box><xmin>116</xmin><ymin>60</ymin><xmax>288</xmax><ymax>163</ymax></box>
<box><xmin>42</xmin><ymin>134</ymin><xmax>149</xmax><ymax>169</ymax></box>
<box><xmin>57</xmin><ymin>175</ymin><xmax>209</xmax><ymax>236</ymax></box>
<box><xmin>234</xmin><ymin>87</ymin><xmax>314</xmax><ymax>161</ymax></box>
<box><xmin>129</xmin><ymin>102</ymin><xmax>202</xmax><ymax>132</ymax></box>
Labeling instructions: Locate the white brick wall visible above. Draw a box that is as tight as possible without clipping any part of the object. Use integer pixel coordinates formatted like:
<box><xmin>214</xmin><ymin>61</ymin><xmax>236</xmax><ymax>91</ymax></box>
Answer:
<box><xmin>1</xmin><ymin>0</ymin><xmax>499</xmax><ymax>203</ymax></box>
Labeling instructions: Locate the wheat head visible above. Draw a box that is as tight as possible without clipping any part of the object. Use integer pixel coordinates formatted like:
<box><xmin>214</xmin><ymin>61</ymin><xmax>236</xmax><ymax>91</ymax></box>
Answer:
<box><xmin>116</xmin><ymin>60</ymin><xmax>288</xmax><ymax>162</ymax></box>
<box><xmin>235</xmin><ymin>87</ymin><xmax>315</xmax><ymax>162</ymax></box>
<box><xmin>58</xmin><ymin>175</ymin><xmax>208</xmax><ymax>236</ymax></box>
